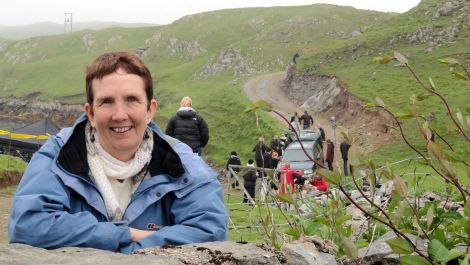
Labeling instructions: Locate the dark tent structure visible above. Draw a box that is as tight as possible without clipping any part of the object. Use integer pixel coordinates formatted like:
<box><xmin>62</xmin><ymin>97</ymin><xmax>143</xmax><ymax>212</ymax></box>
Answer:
<box><xmin>0</xmin><ymin>118</ymin><xmax>60</xmax><ymax>161</ymax></box>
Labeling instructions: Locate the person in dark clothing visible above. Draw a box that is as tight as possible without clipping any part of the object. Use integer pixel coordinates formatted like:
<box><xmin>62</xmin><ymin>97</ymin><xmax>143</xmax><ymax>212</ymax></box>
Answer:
<box><xmin>315</xmin><ymin>123</ymin><xmax>326</xmax><ymax>148</ymax></box>
<box><xmin>299</xmin><ymin>111</ymin><xmax>314</xmax><ymax>130</ymax></box>
<box><xmin>270</xmin><ymin>135</ymin><xmax>282</xmax><ymax>156</ymax></box>
<box><xmin>271</xmin><ymin>148</ymin><xmax>280</xmax><ymax>169</ymax></box>
<box><xmin>226</xmin><ymin>151</ymin><xmax>241</xmax><ymax>189</ymax></box>
<box><xmin>325</xmin><ymin>139</ymin><xmax>334</xmax><ymax>171</ymax></box>
<box><xmin>340</xmin><ymin>140</ymin><xmax>351</xmax><ymax>176</ymax></box>
<box><xmin>243</xmin><ymin>159</ymin><xmax>258</xmax><ymax>205</ymax></box>
<box><xmin>166</xmin><ymin>96</ymin><xmax>209</xmax><ymax>155</ymax></box>
<box><xmin>252</xmin><ymin>137</ymin><xmax>268</xmax><ymax>169</ymax></box>
<box><xmin>292</xmin><ymin>53</ymin><xmax>300</xmax><ymax>64</ymax></box>
<box><xmin>263</xmin><ymin>148</ymin><xmax>273</xmax><ymax>170</ymax></box>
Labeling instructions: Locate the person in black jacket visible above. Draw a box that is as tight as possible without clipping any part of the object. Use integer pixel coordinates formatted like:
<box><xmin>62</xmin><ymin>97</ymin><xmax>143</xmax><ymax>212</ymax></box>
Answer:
<box><xmin>226</xmin><ymin>151</ymin><xmax>241</xmax><ymax>189</ymax></box>
<box><xmin>243</xmin><ymin>159</ymin><xmax>258</xmax><ymax>205</ymax></box>
<box><xmin>299</xmin><ymin>111</ymin><xmax>314</xmax><ymax>130</ymax></box>
<box><xmin>166</xmin><ymin>96</ymin><xmax>209</xmax><ymax>155</ymax></box>
<box><xmin>340</xmin><ymin>140</ymin><xmax>351</xmax><ymax>176</ymax></box>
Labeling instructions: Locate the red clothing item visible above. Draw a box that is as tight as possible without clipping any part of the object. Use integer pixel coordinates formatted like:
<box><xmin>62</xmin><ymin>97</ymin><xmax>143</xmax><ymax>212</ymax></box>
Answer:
<box><xmin>280</xmin><ymin>164</ymin><xmax>301</xmax><ymax>194</ymax></box>
<box><xmin>310</xmin><ymin>178</ymin><xmax>329</xmax><ymax>192</ymax></box>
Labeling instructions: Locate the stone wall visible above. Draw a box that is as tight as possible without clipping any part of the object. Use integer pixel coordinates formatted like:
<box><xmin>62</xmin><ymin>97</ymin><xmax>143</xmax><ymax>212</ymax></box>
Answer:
<box><xmin>0</xmin><ymin>239</ymin><xmax>339</xmax><ymax>265</ymax></box>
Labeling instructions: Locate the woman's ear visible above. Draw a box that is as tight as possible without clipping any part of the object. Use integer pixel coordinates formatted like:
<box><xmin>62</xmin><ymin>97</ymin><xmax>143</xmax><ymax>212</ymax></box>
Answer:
<box><xmin>84</xmin><ymin>103</ymin><xmax>96</xmax><ymax>127</ymax></box>
<box><xmin>146</xmin><ymin>99</ymin><xmax>157</xmax><ymax>123</ymax></box>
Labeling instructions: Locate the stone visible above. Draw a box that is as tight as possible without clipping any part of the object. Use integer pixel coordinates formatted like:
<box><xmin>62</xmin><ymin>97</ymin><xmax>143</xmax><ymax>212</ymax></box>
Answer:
<box><xmin>0</xmin><ymin>243</ymin><xmax>180</xmax><ymax>265</ymax></box>
<box><xmin>0</xmin><ymin>242</ymin><xmax>286</xmax><ymax>265</ymax></box>
<box><xmin>139</xmin><ymin>241</ymin><xmax>283</xmax><ymax>265</ymax></box>
<box><xmin>346</xmin><ymin>205</ymin><xmax>365</xmax><ymax>220</ymax></box>
<box><xmin>282</xmin><ymin>237</ymin><xmax>338</xmax><ymax>265</ymax></box>
<box><xmin>342</xmin><ymin>231</ymin><xmax>428</xmax><ymax>265</ymax></box>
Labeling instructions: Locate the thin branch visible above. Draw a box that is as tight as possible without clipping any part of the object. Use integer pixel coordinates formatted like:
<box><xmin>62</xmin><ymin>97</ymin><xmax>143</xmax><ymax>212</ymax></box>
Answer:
<box><xmin>338</xmin><ymin>185</ymin><xmax>434</xmax><ymax>264</ymax></box>
<box><xmin>405</xmin><ymin>64</ymin><xmax>470</xmax><ymax>143</ymax></box>
<box><xmin>378</xmin><ymin>106</ymin><xmax>467</xmax><ymax>203</ymax></box>
<box><xmin>350</xmin><ymin>173</ymin><xmax>392</xmax><ymax>221</ymax></box>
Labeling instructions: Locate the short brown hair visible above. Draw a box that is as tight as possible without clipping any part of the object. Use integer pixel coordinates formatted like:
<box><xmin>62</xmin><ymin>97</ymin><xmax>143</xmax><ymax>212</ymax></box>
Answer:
<box><xmin>86</xmin><ymin>51</ymin><xmax>153</xmax><ymax>106</ymax></box>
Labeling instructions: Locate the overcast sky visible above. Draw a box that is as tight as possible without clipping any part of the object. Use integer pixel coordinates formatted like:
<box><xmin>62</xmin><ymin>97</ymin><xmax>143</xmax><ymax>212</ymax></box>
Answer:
<box><xmin>1</xmin><ymin>0</ymin><xmax>421</xmax><ymax>26</ymax></box>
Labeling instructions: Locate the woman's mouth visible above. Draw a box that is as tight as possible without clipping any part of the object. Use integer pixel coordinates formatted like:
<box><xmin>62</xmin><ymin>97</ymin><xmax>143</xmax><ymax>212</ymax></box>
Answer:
<box><xmin>111</xmin><ymin>126</ymin><xmax>132</xmax><ymax>133</ymax></box>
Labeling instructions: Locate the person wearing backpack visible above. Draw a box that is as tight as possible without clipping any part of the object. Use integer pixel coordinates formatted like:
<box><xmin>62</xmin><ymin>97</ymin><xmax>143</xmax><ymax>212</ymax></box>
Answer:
<box><xmin>166</xmin><ymin>96</ymin><xmax>209</xmax><ymax>156</ymax></box>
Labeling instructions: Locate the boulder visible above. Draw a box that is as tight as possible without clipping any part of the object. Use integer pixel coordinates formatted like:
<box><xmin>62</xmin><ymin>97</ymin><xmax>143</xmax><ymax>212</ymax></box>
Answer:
<box><xmin>342</xmin><ymin>231</ymin><xmax>428</xmax><ymax>265</ymax></box>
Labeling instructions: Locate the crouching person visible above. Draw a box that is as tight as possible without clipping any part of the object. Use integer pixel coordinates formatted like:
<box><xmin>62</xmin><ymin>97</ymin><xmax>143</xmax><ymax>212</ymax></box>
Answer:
<box><xmin>8</xmin><ymin>51</ymin><xmax>227</xmax><ymax>254</ymax></box>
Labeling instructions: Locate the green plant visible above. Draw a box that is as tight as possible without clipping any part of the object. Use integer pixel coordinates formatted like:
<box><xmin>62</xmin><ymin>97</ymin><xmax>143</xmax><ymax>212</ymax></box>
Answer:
<box><xmin>244</xmin><ymin>53</ymin><xmax>470</xmax><ymax>264</ymax></box>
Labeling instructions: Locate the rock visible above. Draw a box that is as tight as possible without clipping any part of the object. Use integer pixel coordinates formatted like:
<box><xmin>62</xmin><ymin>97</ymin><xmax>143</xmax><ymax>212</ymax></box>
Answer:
<box><xmin>0</xmin><ymin>243</ymin><xmax>180</xmax><ymax>265</ymax></box>
<box><xmin>342</xmin><ymin>231</ymin><xmax>428</xmax><ymax>265</ymax></box>
<box><xmin>283</xmin><ymin>243</ymin><xmax>336</xmax><ymax>265</ymax></box>
<box><xmin>346</xmin><ymin>205</ymin><xmax>365</xmax><ymax>220</ymax></box>
<box><xmin>351</xmin><ymin>30</ymin><xmax>362</xmax><ymax>38</ymax></box>
<box><xmin>434</xmin><ymin>1</ymin><xmax>464</xmax><ymax>18</ymax></box>
<box><xmin>197</xmin><ymin>48</ymin><xmax>257</xmax><ymax>79</ymax></box>
<box><xmin>350</xmin><ymin>190</ymin><xmax>362</xmax><ymax>201</ymax></box>
<box><xmin>282</xmin><ymin>237</ymin><xmax>338</xmax><ymax>265</ymax></box>
<box><xmin>0</xmin><ymin>98</ymin><xmax>82</xmax><ymax>127</ymax></box>
<box><xmin>139</xmin><ymin>241</ymin><xmax>283</xmax><ymax>264</ymax></box>
<box><xmin>378</xmin><ymin>180</ymin><xmax>393</xmax><ymax>197</ymax></box>
<box><xmin>422</xmin><ymin>192</ymin><xmax>442</xmax><ymax>202</ymax></box>
<box><xmin>82</xmin><ymin>34</ymin><xmax>95</xmax><ymax>52</ymax></box>
<box><xmin>0</xmin><ymin>242</ymin><xmax>288</xmax><ymax>265</ymax></box>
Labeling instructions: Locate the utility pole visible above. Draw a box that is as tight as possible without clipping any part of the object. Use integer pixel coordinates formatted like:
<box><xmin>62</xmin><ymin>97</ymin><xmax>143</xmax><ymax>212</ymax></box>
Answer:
<box><xmin>64</xmin><ymin>13</ymin><xmax>73</xmax><ymax>34</ymax></box>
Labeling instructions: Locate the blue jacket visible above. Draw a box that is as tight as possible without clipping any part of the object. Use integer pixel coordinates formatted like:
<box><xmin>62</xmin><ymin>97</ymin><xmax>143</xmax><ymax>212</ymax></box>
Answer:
<box><xmin>8</xmin><ymin>115</ymin><xmax>227</xmax><ymax>254</ymax></box>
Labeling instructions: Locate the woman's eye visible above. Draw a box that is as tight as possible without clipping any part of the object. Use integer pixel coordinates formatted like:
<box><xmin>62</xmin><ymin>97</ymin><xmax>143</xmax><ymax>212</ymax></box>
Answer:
<box><xmin>127</xmin><ymin>97</ymin><xmax>138</xmax><ymax>103</ymax></box>
<box><xmin>100</xmin><ymin>98</ymin><xmax>113</xmax><ymax>105</ymax></box>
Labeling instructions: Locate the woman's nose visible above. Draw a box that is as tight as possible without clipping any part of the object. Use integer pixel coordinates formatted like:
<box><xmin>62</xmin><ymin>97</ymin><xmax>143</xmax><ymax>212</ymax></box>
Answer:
<box><xmin>111</xmin><ymin>104</ymin><xmax>129</xmax><ymax>121</ymax></box>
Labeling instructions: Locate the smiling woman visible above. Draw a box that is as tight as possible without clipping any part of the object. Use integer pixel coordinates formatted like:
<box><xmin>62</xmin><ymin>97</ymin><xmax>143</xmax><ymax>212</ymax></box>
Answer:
<box><xmin>8</xmin><ymin>51</ymin><xmax>228</xmax><ymax>254</ymax></box>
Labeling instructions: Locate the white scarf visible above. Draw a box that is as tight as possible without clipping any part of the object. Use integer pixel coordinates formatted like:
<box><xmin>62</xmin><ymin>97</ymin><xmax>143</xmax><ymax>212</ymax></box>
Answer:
<box><xmin>85</xmin><ymin>123</ymin><xmax>153</xmax><ymax>221</ymax></box>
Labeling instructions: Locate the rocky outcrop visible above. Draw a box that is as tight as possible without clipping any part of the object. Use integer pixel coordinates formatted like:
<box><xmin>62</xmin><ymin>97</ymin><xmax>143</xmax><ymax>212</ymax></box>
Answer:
<box><xmin>82</xmin><ymin>34</ymin><xmax>95</xmax><ymax>52</ymax></box>
<box><xmin>0</xmin><ymin>240</ymin><xmax>338</xmax><ymax>265</ymax></box>
<box><xmin>144</xmin><ymin>32</ymin><xmax>207</xmax><ymax>60</ymax></box>
<box><xmin>389</xmin><ymin>25</ymin><xmax>459</xmax><ymax>47</ymax></box>
<box><xmin>434</xmin><ymin>0</ymin><xmax>468</xmax><ymax>18</ymax></box>
<box><xmin>196</xmin><ymin>48</ymin><xmax>257</xmax><ymax>79</ymax></box>
<box><xmin>0</xmin><ymin>98</ymin><xmax>82</xmax><ymax>127</ymax></box>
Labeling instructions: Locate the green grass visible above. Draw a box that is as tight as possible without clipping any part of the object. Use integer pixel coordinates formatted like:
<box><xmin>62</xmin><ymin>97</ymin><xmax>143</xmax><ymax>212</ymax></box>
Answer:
<box><xmin>0</xmin><ymin>155</ymin><xmax>26</xmax><ymax>172</ymax></box>
<box><xmin>224</xmin><ymin>188</ymin><xmax>289</xmax><ymax>243</ymax></box>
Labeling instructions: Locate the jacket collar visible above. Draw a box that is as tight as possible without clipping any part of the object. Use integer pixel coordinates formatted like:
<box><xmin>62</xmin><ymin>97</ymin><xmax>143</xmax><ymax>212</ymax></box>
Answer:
<box><xmin>57</xmin><ymin>114</ymin><xmax>186</xmax><ymax>182</ymax></box>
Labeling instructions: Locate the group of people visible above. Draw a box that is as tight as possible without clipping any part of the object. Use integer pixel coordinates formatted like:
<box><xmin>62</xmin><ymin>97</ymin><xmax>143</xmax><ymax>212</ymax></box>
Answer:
<box><xmin>290</xmin><ymin>110</ymin><xmax>352</xmax><ymax>175</ymax></box>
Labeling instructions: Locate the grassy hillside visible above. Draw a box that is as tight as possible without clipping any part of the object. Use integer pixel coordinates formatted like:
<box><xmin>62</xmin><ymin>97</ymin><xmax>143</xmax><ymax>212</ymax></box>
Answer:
<box><xmin>0</xmin><ymin>4</ymin><xmax>393</xmax><ymax>165</ymax></box>
<box><xmin>298</xmin><ymin>0</ymin><xmax>470</xmax><ymax>166</ymax></box>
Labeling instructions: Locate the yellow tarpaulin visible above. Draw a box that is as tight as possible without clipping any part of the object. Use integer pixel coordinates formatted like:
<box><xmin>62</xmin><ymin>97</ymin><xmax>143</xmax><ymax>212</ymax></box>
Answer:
<box><xmin>0</xmin><ymin>130</ymin><xmax>50</xmax><ymax>140</ymax></box>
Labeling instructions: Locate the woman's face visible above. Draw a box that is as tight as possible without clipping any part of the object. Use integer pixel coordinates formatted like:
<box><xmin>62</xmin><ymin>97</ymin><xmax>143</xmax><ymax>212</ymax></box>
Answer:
<box><xmin>85</xmin><ymin>68</ymin><xmax>157</xmax><ymax>161</ymax></box>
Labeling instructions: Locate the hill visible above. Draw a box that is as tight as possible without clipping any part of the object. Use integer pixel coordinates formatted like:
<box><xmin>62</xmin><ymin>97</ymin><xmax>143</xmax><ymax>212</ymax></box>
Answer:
<box><xmin>297</xmin><ymin>0</ymin><xmax>470</xmax><ymax>163</ymax></box>
<box><xmin>0</xmin><ymin>4</ymin><xmax>394</xmax><ymax>164</ymax></box>
<box><xmin>0</xmin><ymin>21</ymin><xmax>157</xmax><ymax>40</ymax></box>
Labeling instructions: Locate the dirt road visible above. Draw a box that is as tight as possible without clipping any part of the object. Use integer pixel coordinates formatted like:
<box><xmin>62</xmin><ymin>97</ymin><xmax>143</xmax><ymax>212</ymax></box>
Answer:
<box><xmin>242</xmin><ymin>72</ymin><xmax>340</xmax><ymax>145</ymax></box>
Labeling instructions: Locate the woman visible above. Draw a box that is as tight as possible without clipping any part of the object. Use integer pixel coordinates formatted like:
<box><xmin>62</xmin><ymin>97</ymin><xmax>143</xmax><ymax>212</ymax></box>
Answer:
<box><xmin>8</xmin><ymin>51</ymin><xmax>227</xmax><ymax>254</ymax></box>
